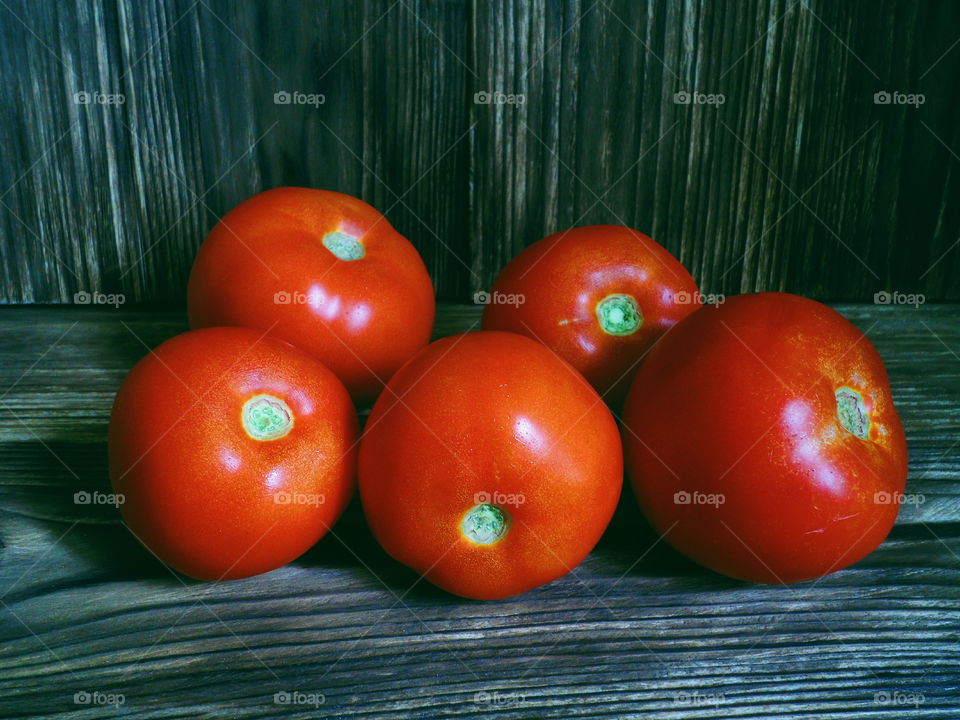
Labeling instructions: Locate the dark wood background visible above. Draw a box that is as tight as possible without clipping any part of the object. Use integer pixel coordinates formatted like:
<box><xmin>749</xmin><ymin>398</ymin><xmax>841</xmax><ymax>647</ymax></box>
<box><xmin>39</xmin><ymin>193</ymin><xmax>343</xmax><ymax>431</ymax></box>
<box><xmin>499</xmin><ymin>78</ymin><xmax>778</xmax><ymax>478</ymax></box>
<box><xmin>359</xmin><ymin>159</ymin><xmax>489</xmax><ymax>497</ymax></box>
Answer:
<box><xmin>1</xmin><ymin>0</ymin><xmax>959</xmax><ymax>304</ymax></box>
<box><xmin>2</xmin><ymin>2</ymin><xmax>960</xmax><ymax>718</ymax></box>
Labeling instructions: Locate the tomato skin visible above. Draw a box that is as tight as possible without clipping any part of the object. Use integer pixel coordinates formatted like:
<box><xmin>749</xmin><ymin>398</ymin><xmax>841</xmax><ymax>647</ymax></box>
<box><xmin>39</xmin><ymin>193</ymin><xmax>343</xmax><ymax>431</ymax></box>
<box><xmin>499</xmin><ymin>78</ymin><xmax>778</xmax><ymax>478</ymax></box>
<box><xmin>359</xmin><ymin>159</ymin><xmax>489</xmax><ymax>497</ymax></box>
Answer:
<box><xmin>109</xmin><ymin>327</ymin><xmax>358</xmax><ymax>580</ymax></box>
<box><xmin>358</xmin><ymin>331</ymin><xmax>623</xmax><ymax>600</ymax></box>
<box><xmin>187</xmin><ymin>187</ymin><xmax>436</xmax><ymax>407</ymax></box>
<box><xmin>622</xmin><ymin>293</ymin><xmax>908</xmax><ymax>583</ymax></box>
<box><xmin>482</xmin><ymin>225</ymin><xmax>700</xmax><ymax>406</ymax></box>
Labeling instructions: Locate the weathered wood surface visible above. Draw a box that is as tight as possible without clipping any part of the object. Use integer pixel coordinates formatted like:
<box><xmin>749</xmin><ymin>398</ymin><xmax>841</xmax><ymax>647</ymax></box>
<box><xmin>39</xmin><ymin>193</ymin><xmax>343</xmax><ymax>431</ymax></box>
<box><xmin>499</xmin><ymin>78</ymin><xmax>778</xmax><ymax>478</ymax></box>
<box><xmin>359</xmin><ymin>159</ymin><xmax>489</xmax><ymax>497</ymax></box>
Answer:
<box><xmin>0</xmin><ymin>303</ymin><xmax>958</xmax><ymax>718</ymax></box>
<box><xmin>2</xmin><ymin>0</ymin><xmax>959</xmax><ymax>304</ymax></box>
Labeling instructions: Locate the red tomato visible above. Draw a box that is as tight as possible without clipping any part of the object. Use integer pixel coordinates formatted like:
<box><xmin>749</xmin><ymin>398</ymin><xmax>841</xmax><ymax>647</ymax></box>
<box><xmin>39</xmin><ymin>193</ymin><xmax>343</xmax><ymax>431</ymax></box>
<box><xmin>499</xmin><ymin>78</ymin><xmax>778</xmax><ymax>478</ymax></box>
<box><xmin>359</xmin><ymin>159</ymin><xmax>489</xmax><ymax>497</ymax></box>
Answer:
<box><xmin>187</xmin><ymin>187</ymin><xmax>436</xmax><ymax>407</ymax></box>
<box><xmin>482</xmin><ymin>225</ymin><xmax>700</xmax><ymax>406</ymax></box>
<box><xmin>622</xmin><ymin>293</ymin><xmax>908</xmax><ymax>583</ymax></box>
<box><xmin>109</xmin><ymin>327</ymin><xmax>358</xmax><ymax>580</ymax></box>
<box><xmin>358</xmin><ymin>331</ymin><xmax>622</xmax><ymax>600</ymax></box>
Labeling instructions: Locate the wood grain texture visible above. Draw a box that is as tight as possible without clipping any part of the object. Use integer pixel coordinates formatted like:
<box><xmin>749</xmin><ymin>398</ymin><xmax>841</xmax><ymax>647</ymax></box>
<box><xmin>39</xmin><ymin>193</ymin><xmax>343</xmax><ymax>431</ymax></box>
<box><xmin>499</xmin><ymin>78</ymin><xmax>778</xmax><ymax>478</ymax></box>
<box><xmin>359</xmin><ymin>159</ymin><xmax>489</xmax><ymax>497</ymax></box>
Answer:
<box><xmin>0</xmin><ymin>303</ymin><xmax>958</xmax><ymax>718</ymax></box>
<box><xmin>2</xmin><ymin>0</ymin><xmax>960</xmax><ymax>304</ymax></box>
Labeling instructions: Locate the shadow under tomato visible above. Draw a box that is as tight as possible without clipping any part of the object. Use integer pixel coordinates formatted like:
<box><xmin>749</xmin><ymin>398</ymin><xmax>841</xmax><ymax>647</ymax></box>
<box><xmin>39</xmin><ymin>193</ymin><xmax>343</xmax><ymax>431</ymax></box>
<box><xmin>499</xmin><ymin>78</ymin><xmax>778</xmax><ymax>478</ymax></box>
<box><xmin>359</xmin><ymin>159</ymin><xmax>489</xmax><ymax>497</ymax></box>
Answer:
<box><xmin>591</xmin><ymin>486</ymin><xmax>715</xmax><ymax>580</ymax></box>
<box><xmin>292</xmin><ymin>498</ymin><xmax>461</xmax><ymax>603</ymax></box>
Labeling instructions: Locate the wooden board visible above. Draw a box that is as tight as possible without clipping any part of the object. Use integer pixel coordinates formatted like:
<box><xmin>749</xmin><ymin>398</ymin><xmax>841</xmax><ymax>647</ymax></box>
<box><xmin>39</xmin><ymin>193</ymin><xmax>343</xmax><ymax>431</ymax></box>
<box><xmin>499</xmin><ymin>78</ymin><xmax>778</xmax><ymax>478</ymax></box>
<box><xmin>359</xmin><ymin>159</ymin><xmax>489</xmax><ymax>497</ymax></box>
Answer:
<box><xmin>1</xmin><ymin>302</ymin><xmax>958</xmax><ymax>718</ymax></box>
<box><xmin>2</xmin><ymin>0</ymin><xmax>960</xmax><ymax>304</ymax></box>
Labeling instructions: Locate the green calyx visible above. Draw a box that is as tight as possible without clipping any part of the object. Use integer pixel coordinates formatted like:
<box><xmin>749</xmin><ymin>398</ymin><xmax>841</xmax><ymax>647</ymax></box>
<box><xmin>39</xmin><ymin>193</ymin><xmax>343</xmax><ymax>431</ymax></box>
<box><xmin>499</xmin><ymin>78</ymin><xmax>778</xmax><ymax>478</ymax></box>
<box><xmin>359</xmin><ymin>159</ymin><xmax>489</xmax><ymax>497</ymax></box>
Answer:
<box><xmin>836</xmin><ymin>387</ymin><xmax>870</xmax><ymax>439</ymax></box>
<box><xmin>322</xmin><ymin>230</ymin><xmax>365</xmax><ymax>261</ymax></box>
<box><xmin>242</xmin><ymin>394</ymin><xmax>293</xmax><ymax>441</ymax></box>
<box><xmin>461</xmin><ymin>503</ymin><xmax>508</xmax><ymax>545</ymax></box>
<box><xmin>596</xmin><ymin>294</ymin><xmax>643</xmax><ymax>336</ymax></box>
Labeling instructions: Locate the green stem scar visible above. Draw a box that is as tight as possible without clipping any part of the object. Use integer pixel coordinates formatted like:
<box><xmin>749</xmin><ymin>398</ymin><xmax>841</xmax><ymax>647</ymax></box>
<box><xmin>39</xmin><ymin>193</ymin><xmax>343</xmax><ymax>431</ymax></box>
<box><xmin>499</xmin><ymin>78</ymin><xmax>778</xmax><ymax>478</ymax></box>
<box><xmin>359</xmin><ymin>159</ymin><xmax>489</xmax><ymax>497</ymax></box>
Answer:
<box><xmin>836</xmin><ymin>387</ymin><xmax>870</xmax><ymax>439</ymax></box>
<box><xmin>242</xmin><ymin>394</ymin><xmax>293</xmax><ymax>441</ymax></box>
<box><xmin>596</xmin><ymin>294</ymin><xmax>643</xmax><ymax>336</ymax></box>
<box><xmin>322</xmin><ymin>230</ymin><xmax>365</xmax><ymax>261</ymax></box>
<box><xmin>461</xmin><ymin>503</ymin><xmax>508</xmax><ymax>545</ymax></box>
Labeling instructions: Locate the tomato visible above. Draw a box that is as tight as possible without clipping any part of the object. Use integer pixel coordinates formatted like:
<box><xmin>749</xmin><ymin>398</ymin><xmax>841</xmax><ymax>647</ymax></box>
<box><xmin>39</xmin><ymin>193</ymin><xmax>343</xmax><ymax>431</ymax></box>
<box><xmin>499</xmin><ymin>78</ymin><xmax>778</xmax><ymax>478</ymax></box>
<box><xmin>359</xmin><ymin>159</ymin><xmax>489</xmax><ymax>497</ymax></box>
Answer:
<box><xmin>482</xmin><ymin>225</ymin><xmax>700</xmax><ymax>406</ymax></box>
<box><xmin>358</xmin><ymin>331</ymin><xmax>622</xmax><ymax>599</ymax></box>
<box><xmin>187</xmin><ymin>187</ymin><xmax>436</xmax><ymax>407</ymax></box>
<box><xmin>109</xmin><ymin>327</ymin><xmax>358</xmax><ymax>580</ymax></box>
<box><xmin>622</xmin><ymin>293</ymin><xmax>908</xmax><ymax>583</ymax></box>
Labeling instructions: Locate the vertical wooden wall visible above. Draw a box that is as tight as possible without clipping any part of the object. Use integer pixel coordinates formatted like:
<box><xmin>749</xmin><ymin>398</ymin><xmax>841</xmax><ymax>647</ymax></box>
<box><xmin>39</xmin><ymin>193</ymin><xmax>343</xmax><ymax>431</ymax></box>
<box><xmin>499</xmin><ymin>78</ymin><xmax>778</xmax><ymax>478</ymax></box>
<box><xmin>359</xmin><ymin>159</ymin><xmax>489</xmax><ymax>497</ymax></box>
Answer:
<box><xmin>1</xmin><ymin>0</ymin><xmax>958</xmax><ymax>303</ymax></box>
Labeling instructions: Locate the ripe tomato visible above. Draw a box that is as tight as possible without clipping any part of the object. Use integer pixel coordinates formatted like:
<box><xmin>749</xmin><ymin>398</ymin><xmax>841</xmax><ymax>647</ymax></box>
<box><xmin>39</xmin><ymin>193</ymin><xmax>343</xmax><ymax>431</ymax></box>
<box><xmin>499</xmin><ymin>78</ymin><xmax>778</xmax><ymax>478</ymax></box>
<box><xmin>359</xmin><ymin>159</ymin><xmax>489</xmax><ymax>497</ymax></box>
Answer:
<box><xmin>187</xmin><ymin>187</ymin><xmax>436</xmax><ymax>407</ymax></box>
<box><xmin>109</xmin><ymin>327</ymin><xmax>358</xmax><ymax>580</ymax></box>
<box><xmin>622</xmin><ymin>293</ymin><xmax>908</xmax><ymax>583</ymax></box>
<box><xmin>358</xmin><ymin>331</ymin><xmax>622</xmax><ymax>600</ymax></box>
<box><xmin>482</xmin><ymin>225</ymin><xmax>700</xmax><ymax>406</ymax></box>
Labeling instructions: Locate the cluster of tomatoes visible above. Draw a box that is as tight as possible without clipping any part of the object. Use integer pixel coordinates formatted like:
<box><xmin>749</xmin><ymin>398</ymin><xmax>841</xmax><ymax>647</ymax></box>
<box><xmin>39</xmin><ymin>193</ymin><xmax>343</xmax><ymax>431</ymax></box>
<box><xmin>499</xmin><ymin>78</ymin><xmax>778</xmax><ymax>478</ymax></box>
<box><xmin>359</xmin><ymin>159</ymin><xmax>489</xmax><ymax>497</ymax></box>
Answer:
<box><xmin>109</xmin><ymin>187</ymin><xmax>908</xmax><ymax>600</ymax></box>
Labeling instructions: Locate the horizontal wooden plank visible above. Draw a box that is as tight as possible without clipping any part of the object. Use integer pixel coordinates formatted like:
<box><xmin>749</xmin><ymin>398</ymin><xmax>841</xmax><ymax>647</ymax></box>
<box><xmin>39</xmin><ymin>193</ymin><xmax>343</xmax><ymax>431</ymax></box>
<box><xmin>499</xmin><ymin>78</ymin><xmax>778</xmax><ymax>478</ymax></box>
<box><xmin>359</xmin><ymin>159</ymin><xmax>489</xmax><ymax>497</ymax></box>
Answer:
<box><xmin>0</xmin><ymin>303</ymin><xmax>958</xmax><ymax>718</ymax></box>
<box><xmin>3</xmin><ymin>0</ymin><xmax>960</xmax><ymax>304</ymax></box>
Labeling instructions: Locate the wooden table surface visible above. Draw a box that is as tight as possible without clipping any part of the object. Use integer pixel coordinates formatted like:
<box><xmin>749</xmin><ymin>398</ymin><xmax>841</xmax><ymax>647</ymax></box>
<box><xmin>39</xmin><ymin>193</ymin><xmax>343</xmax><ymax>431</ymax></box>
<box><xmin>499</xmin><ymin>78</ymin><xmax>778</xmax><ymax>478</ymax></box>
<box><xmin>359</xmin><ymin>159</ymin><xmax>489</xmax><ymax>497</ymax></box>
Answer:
<box><xmin>1</xmin><ymin>302</ymin><xmax>958</xmax><ymax>719</ymax></box>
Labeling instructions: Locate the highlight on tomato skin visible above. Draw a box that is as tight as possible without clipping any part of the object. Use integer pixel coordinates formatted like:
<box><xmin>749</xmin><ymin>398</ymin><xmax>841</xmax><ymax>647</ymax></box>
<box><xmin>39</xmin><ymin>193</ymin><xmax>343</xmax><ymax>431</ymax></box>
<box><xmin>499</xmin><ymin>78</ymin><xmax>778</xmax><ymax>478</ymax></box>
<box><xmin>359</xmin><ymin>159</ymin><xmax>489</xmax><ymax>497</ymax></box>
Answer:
<box><xmin>621</xmin><ymin>292</ymin><xmax>909</xmax><ymax>584</ymax></box>
<box><xmin>358</xmin><ymin>330</ymin><xmax>623</xmax><ymax>600</ymax></box>
<box><xmin>187</xmin><ymin>187</ymin><xmax>436</xmax><ymax>408</ymax></box>
<box><xmin>481</xmin><ymin>224</ymin><xmax>701</xmax><ymax>408</ymax></box>
<box><xmin>108</xmin><ymin>326</ymin><xmax>359</xmax><ymax>581</ymax></box>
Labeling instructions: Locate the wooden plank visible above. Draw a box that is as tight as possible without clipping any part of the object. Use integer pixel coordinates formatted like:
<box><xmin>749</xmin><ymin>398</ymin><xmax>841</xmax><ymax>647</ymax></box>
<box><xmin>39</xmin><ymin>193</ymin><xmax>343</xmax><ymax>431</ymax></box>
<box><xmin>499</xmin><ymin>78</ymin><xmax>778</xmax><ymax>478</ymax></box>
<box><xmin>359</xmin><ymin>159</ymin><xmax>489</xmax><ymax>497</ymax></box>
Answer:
<box><xmin>357</xmin><ymin>0</ymin><xmax>473</xmax><ymax>299</ymax></box>
<box><xmin>0</xmin><ymin>507</ymin><xmax>958</xmax><ymax>718</ymax></box>
<box><xmin>0</xmin><ymin>303</ymin><xmax>958</xmax><ymax>717</ymax></box>
<box><xmin>0</xmin><ymin>0</ymin><xmax>472</xmax><ymax>303</ymax></box>
<box><xmin>3</xmin><ymin>1</ymin><xmax>960</xmax><ymax>304</ymax></box>
<box><xmin>462</xmin><ymin>0</ymin><xmax>960</xmax><ymax>300</ymax></box>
